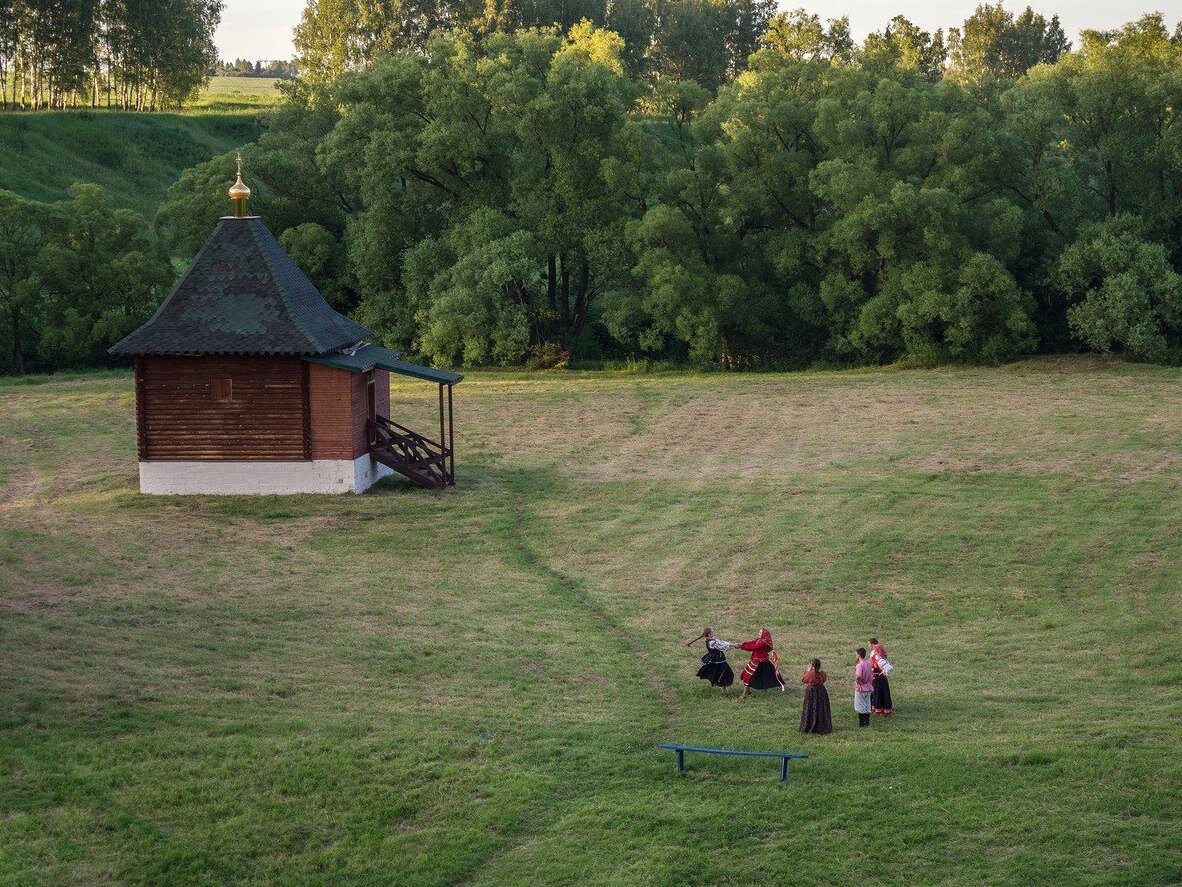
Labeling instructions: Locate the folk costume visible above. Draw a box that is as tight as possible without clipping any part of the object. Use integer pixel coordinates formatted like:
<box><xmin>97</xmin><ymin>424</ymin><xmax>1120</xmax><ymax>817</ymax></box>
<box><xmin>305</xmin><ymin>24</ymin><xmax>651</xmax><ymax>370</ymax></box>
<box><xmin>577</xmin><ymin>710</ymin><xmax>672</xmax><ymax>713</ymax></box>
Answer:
<box><xmin>870</xmin><ymin>642</ymin><xmax>894</xmax><ymax>715</ymax></box>
<box><xmin>739</xmin><ymin>629</ymin><xmax>784</xmax><ymax>692</ymax></box>
<box><xmin>696</xmin><ymin>636</ymin><xmax>735</xmax><ymax>688</ymax></box>
<box><xmin>799</xmin><ymin>668</ymin><xmax>833</xmax><ymax>734</ymax></box>
<box><xmin>854</xmin><ymin>656</ymin><xmax>874</xmax><ymax>727</ymax></box>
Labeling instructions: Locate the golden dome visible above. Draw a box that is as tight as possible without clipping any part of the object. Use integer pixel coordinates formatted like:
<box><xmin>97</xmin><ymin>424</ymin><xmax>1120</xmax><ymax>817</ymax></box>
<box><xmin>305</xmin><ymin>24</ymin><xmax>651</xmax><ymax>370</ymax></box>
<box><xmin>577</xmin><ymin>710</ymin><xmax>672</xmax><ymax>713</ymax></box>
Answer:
<box><xmin>228</xmin><ymin>153</ymin><xmax>251</xmax><ymax>217</ymax></box>
<box><xmin>228</xmin><ymin>175</ymin><xmax>251</xmax><ymax>200</ymax></box>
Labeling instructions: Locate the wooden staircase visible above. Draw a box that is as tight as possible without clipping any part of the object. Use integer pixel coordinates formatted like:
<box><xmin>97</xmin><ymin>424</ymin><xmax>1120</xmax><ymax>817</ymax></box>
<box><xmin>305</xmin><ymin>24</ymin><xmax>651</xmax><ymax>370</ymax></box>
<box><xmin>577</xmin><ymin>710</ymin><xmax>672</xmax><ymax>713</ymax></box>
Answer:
<box><xmin>368</xmin><ymin>415</ymin><xmax>454</xmax><ymax>489</ymax></box>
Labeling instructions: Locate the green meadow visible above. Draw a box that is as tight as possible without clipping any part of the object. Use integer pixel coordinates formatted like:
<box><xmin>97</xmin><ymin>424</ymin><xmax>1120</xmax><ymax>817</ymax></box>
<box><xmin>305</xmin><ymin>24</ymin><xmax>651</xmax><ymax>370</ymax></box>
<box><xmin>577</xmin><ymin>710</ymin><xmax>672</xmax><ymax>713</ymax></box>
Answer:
<box><xmin>0</xmin><ymin>77</ymin><xmax>277</xmax><ymax>219</ymax></box>
<box><xmin>1</xmin><ymin>358</ymin><xmax>1180</xmax><ymax>885</ymax></box>
<box><xmin>199</xmin><ymin>75</ymin><xmax>285</xmax><ymax>107</ymax></box>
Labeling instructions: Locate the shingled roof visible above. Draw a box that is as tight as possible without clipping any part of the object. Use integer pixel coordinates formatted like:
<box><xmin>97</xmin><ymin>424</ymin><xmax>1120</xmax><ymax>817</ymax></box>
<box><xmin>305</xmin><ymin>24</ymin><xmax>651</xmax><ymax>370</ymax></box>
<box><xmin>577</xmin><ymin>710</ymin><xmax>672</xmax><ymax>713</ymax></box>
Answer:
<box><xmin>110</xmin><ymin>217</ymin><xmax>370</xmax><ymax>356</ymax></box>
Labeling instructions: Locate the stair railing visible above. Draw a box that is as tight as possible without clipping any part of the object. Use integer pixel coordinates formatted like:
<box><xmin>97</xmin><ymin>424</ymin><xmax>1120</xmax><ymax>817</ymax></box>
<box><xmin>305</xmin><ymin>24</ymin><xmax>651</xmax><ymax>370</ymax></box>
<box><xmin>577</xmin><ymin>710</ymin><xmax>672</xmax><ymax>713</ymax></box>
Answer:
<box><xmin>368</xmin><ymin>415</ymin><xmax>453</xmax><ymax>487</ymax></box>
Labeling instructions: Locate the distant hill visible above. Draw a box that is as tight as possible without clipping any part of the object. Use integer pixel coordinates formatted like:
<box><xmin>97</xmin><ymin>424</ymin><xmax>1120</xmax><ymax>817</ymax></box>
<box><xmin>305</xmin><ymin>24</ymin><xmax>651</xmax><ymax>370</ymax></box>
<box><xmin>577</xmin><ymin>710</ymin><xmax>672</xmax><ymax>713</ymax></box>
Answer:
<box><xmin>0</xmin><ymin>77</ymin><xmax>280</xmax><ymax>222</ymax></box>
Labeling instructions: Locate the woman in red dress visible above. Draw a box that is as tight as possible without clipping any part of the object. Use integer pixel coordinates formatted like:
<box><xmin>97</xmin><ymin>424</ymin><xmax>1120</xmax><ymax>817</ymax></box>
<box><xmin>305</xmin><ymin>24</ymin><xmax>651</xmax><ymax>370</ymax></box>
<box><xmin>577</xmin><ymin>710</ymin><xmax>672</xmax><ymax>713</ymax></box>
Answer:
<box><xmin>738</xmin><ymin>628</ymin><xmax>785</xmax><ymax>697</ymax></box>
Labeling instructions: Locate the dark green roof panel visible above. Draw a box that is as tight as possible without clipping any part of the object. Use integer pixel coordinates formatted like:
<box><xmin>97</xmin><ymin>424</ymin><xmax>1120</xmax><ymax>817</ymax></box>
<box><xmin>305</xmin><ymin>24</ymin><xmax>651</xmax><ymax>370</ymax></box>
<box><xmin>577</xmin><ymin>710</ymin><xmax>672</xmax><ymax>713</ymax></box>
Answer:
<box><xmin>303</xmin><ymin>346</ymin><xmax>401</xmax><ymax>373</ymax></box>
<box><xmin>305</xmin><ymin>345</ymin><xmax>464</xmax><ymax>385</ymax></box>
<box><xmin>110</xmin><ymin>218</ymin><xmax>370</xmax><ymax>356</ymax></box>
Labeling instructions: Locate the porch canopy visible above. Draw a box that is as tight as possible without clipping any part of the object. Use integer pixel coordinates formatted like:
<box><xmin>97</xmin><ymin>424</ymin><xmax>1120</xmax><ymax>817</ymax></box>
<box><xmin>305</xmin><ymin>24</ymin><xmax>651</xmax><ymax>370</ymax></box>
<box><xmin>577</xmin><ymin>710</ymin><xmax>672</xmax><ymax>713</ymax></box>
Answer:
<box><xmin>303</xmin><ymin>344</ymin><xmax>464</xmax><ymax>385</ymax></box>
<box><xmin>304</xmin><ymin>344</ymin><xmax>463</xmax><ymax>488</ymax></box>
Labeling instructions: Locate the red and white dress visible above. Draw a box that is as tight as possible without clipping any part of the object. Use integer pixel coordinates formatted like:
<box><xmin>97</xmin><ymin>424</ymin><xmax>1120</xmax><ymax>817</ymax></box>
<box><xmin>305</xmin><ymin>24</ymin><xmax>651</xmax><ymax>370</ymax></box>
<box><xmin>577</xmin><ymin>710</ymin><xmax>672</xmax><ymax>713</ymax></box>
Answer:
<box><xmin>870</xmin><ymin>643</ymin><xmax>893</xmax><ymax>714</ymax></box>
<box><xmin>739</xmin><ymin>629</ymin><xmax>784</xmax><ymax>691</ymax></box>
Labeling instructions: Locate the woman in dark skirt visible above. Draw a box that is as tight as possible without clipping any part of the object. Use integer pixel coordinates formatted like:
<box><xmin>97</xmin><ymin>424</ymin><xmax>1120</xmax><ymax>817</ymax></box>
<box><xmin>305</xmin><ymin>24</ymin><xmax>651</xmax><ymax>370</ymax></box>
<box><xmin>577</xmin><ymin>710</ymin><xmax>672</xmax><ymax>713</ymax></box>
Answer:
<box><xmin>799</xmin><ymin>658</ymin><xmax>832</xmax><ymax>734</ymax></box>
<box><xmin>693</xmin><ymin>627</ymin><xmax>735</xmax><ymax>691</ymax></box>
<box><xmin>739</xmin><ymin>628</ymin><xmax>785</xmax><ymax>696</ymax></box>
<box><xmin>869</xmin><ymin>638</ymin><xmax>894</xmax><ymax>715</ymax></box>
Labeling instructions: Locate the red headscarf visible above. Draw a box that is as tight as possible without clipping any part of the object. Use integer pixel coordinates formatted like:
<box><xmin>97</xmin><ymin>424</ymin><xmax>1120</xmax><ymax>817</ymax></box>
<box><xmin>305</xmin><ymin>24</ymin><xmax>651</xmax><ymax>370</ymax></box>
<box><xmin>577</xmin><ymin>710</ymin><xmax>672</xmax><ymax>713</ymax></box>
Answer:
<box><xmin>872</xmin><ymin>642</ymin><xmax>887</xmax><ymax>659</ymax></box>
<box><xmin>758</xmin><ymin>628</ymin><xmax>773</xmax><ymax>646</ymax></box>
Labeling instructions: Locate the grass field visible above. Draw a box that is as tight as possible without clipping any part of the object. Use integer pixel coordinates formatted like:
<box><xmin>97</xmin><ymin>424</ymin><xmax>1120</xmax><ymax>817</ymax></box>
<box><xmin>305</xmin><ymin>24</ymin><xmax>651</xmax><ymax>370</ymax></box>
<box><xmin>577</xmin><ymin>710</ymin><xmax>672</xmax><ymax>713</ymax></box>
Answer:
<box><xmin>1</xmin><ymin>358</ymin><xmax>1180</xmax><ymax>885</ymax></box>
<box><xmin>0</xmin><ymin>76</ymin><xmax>279</xmax><ymax>219</ymax></box>
<box><xmin>197</xmin><ymin>76</ymin><xmax>285</xmax><ymax>110</ymax></box>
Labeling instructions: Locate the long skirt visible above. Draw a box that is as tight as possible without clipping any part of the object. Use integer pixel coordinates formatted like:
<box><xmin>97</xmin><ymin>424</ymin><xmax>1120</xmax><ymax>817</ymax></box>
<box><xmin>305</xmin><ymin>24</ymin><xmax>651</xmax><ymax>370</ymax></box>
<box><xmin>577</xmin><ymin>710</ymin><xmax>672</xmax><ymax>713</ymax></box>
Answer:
<box><xmin>799</xmin><ymin>685</ymin><xmax>832</xmax><ymax>734</ymax></box>
<box><xmin>872</xmin><ymin>674</ymin><xmax>893</xmax><ymax>714</ymax></box>
<box><xmin>742</xmin><ymin>661</ymin><xmax>783</xmax><ymax>691</ymax></box>
<box><xmin>697</xmin><ymin>659</ymin><xmax>735</xmax><ymax>687</ymax></box>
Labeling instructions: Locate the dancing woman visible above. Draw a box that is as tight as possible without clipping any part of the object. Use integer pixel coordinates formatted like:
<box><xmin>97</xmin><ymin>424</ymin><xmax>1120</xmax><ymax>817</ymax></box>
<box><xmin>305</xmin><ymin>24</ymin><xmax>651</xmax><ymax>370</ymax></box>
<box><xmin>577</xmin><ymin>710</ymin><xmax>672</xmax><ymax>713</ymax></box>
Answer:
<box><xmin>690</xmin><ymin>627</ymin><xmax>735</xmax><ymax>691</ymax></box>
<box><xmin>738</xmin><ymin>629</ymin><xmax>785</xmax><ymax>697</ymax></box>
<box><xmin>869</xmin><ymin>638</ymin><xmax>894</xmax><ymax>715</ymax></box>
<box><xmin>799</xmin><ymin>658</ymin><xmax>832</xmax><ymax>734</ymax></box>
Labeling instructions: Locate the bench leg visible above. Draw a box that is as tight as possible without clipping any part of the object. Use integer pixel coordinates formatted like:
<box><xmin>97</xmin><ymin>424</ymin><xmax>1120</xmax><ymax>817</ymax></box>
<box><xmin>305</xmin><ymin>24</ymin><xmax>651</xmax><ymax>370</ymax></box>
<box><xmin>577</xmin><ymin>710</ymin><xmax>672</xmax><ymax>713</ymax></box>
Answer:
<box><xmin>677</xmin><ymin>750</ymin><xmax>685</xmax><ymax>773</ymax></box>
<box><xmin>780</xmin><ymin>757</ymin><xmax>788</xmax><ymax>781</ymax></box>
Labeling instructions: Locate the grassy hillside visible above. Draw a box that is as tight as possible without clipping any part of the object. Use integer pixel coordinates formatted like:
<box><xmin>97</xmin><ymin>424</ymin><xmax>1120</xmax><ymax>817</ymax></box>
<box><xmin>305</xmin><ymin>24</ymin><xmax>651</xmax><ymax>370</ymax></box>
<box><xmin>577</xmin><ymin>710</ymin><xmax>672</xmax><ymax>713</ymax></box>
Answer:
<box><xmin>1</xmin><ymin>358</ymin><xmax>1180</xmax><ymax>885</ymax></box>
<box><xmin>0</xmin><ymin>77</ymin><xmax>278</xmax><ymax>221</ymax></box>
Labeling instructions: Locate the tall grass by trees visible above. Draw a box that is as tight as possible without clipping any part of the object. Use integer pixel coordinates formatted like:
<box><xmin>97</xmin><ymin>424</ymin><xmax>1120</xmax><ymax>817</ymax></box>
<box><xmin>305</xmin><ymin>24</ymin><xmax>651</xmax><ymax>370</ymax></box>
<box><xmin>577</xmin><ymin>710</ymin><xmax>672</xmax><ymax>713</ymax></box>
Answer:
<box><xmin>0</xmin><ymin>0</ymin><xmax>223</xmax><ymax>110</ymax></box>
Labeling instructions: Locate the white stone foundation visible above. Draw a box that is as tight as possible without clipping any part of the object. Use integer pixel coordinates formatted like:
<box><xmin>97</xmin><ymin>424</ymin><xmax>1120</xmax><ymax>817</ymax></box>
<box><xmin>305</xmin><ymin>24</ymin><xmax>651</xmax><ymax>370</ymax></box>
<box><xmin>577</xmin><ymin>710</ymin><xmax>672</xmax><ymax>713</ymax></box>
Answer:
<box><xmin>138</xmin><ymin>455</ymin><xmax>393</xmax><ymax>495</ymax></box>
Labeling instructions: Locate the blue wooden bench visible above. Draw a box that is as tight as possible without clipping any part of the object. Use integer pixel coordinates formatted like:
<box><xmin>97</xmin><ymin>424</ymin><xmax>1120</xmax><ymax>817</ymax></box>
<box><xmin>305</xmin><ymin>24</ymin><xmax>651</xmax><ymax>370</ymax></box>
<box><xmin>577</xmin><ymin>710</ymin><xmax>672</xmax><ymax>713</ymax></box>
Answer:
<box><xmin>659</xmin><ymin>744</ymin><xmax>808</xmax><ymax>781</ymax></box>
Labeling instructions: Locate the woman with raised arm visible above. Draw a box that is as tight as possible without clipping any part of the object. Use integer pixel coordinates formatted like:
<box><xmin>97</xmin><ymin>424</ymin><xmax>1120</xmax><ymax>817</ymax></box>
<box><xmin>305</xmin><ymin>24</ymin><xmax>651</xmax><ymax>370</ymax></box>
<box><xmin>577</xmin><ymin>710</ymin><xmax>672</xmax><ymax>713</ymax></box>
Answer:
<box><xmin>738</xmin><ymin>628</ymin><xmax>784</xmax><ymax>697</ymax></box>
<box><xmin>690</xmin><ymin>627</ymin><xmax>735</xmax><ymax>691</ymax></box>
<box><xmin>799</xmin><ymin>658</ymin><xmax>832</xmax><ymax>734</ymax></box>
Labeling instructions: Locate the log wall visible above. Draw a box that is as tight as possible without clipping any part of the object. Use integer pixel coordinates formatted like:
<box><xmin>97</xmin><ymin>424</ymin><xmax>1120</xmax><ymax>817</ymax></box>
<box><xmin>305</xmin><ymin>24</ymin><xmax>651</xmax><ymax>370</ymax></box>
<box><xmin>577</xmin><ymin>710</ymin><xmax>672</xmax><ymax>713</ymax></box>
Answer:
<box><xmin>137</xmin><ymin>356</ymin><xmax>389</xmax><ymax>463</ymax></box>
<box><xmin>139</xmin><ymin>355</ymin><xmax>308</xmax><ymax>461</ymax></box>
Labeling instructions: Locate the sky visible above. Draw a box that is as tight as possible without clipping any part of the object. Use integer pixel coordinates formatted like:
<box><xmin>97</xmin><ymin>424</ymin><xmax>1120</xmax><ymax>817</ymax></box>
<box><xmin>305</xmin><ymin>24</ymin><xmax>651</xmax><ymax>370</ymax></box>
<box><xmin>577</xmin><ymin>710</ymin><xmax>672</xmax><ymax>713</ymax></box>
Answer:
<box><xmin>214</xmin><ymin>0</ymin><xmax>1182</xmax><ymax>63</ymax></box>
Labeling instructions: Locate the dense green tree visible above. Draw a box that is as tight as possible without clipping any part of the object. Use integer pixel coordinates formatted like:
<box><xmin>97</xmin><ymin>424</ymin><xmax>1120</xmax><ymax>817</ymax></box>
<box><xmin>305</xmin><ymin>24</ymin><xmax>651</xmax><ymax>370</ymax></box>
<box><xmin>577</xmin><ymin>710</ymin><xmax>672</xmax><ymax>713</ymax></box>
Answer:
<box><xmin>1001</xmin><ymin>15</ymin><xmax>1182</xmax><ymax>282</ymax></box>
<box><xmin>1059</xmin><ymin>218</ymin><xmax>1182</xmax><ymax>363</ymax></box>
<box><xmin>947</xmin><ymin>3</ymin><xmax>1069</xmax><ymax>82</ymax></box>
<box><xmin>862</xmin><ymin>15</ymin><xmax>946</xmax><ymax>80</ymax></box>
<box><xmin>0</xmin><ymin>0</ymin><xmax>223</xmax><ymax>109</ymax></box>
<box><xmin>294</xmin><ymin>0</ymin><xmax>486</xmax><ymax>81</ymax></box>
<box><xmin>760</xmin><ymin>8</ymin><xmax>854</xmax><ymax>63</ymax></box>
<box><xmin>299</xmin><ymin>24</ymin><xmax>642</xmax><ymax>364</ymax></box>
<box><xmin>294</xmin><ymin>0</ymin><xmax>769</xmax><ymax>90</ymax></box>
<box><xmin>0</xmin><ymin>186</ymin><xmax>168</xmax><ymax>374</ymax></box>
<box><xmin>604</xmin><ymin>0</ymin><xmax>654</xmax><ymax>76</ymax></box>
<box><xmin>608</xmin><ymin>54</ymin><xmax>833</xmax><ymax>364</ymax></box>
<box><xmin>0</xmin><ymin>191</ymin><xmax>55</xmax><ymax>375</ymax></box>
<box><xmin>144</xmin><ymin>11</ymin><xmax>1182</xmax><ymax>372</ymax></box>
<box><xmin>727</xmin><ymin>0</ymin><xmax>775</xmax><ymax>74</ymax></box>
<box><xmin>807</xmin><ymin>70</ymin><xmax>1034</xmax><ymax>363</ymax></box>
<box><xmin>37</xmin><ymin>184</ymin><xmax>173</xmax><ymax>368</ymax></box>
<box><xmin>648</xmin><ymin>0</ymin><xmax>733</xmax><ymax>90</ymax></box>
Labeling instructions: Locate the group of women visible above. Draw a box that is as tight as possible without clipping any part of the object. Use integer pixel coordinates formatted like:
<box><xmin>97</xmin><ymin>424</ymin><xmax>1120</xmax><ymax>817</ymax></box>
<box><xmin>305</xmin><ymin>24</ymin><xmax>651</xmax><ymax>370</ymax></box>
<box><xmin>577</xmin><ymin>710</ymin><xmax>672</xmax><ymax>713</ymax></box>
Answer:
<box><xmin>686</xmin><ymin>627</ymin><xmax>894</xmax><ymax>735</ymax></box>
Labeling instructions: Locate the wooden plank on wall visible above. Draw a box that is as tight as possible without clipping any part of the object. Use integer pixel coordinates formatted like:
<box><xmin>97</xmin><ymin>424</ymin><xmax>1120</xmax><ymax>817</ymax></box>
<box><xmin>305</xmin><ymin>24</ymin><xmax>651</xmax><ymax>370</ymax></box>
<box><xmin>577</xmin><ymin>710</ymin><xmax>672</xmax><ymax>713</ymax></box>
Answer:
<box><xmin>301</xmin><ymin>360</ymin><xmax>312</xmax><ymax>460</ymax></box>
<box><xmin>134</xmin><ymin>356</ymin><xmax>148</xmax><ymax>461</ymax></box>
<box><xmin>140</xmin><ymin>355</ymin><xmax>307</xmax><ymax>461</ymax></box>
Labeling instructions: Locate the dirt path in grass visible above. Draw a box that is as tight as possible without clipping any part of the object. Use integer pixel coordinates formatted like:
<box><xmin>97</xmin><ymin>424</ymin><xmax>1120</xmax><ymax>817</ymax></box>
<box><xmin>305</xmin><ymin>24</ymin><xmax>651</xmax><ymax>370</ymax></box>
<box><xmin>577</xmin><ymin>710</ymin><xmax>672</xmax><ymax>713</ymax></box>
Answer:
<box><xmin>456</xmin><ymin>391</ymin><xmax>677</xmax><ymax>886</ymax></box>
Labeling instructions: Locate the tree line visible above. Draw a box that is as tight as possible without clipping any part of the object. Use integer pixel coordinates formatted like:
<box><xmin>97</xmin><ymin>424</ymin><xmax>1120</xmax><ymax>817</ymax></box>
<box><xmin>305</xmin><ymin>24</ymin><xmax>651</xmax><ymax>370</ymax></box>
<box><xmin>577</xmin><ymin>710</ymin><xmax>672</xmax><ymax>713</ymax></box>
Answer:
<box><xmin>292</xmin><ymin>0</ymin><xmax>1078</xmax><ymax>91</ymax></box>
<box><xmin>214</xmin><ymin>58</ymin><xmax>299</xmax><ymax>79</ymax></box>
<box><xmin>4</xmin><ymin>7</ymin><xmax>1182</xmax><ymax>374</ymax></box>
<box><xmin>0</xmin><ymin>0</ymin><xmax>223</xmax><ymax>110</ymax></box>
<box><xmin>293</xmin><ymin>0</ymin><xmax>777</xmax><ymax>89</ymax></box>
<box><xmin>156</xmin><ymin>9</ymin><xmax>1182</xmax><ymax>370</ymax></box>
